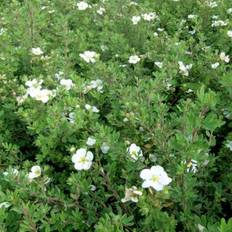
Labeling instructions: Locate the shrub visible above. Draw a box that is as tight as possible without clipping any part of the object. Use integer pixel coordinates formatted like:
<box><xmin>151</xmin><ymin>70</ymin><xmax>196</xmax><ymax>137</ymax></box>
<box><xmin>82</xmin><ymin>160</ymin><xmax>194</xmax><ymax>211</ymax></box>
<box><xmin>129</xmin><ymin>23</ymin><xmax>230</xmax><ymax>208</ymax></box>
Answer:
<box><xmin>0</xmin><ymin>0</ymin><xmax>232</xmax><ymax>231</ymax></box>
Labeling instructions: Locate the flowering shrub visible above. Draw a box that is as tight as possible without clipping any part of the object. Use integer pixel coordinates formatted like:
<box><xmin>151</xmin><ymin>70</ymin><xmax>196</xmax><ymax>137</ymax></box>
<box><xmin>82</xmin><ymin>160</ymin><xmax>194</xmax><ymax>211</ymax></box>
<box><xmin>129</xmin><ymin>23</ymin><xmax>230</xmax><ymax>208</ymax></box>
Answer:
<box><xmin>0</xmin><ymin>0</ymin><xmax>232</xmax><ymax>231</ymax></box>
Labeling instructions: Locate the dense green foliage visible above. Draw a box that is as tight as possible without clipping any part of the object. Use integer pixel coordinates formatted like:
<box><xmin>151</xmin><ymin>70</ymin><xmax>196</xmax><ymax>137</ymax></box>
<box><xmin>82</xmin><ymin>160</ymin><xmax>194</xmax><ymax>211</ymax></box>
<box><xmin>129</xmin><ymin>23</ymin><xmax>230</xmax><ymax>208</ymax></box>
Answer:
<box><xmin>0</xmin><ymin>0</ymin><xmax>232</xmax><ymax>231</ymax></box>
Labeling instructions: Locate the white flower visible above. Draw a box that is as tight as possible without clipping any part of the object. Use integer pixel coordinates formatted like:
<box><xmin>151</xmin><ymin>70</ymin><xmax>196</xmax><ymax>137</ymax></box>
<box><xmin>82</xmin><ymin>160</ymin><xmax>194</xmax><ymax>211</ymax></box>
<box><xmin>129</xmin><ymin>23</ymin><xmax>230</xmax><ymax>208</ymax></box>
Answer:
<box><xmin>154</xmin><ymin>61</ymin><xmax>163</xmax><ymax>69</ymax></box>
<box><xmin>28</xmin><ymin>165</ymin><xmax>42</xmax><ymax>180</ymax></box>
<box><xmin>211</xmin><ymin>62</ymin><xmax>220</xmax><ymax>69</ymax></box>
<box><xmin>128</xmin><ymin>55</ymin><xmax>140</xmax><ymax>64</ymax></box>
<box><xmin>31</xmin><ymin>47</ymin><xmax>43</xmax><ymax>56</ymax></box>
<box><xmin>121</xmin><ymin>186</ymin><xmax>142</xmax><ymax>203</ymax></box>
<box><xmin>227</xmin><ymin>30</ymin><xmax>232</xmax><ymax>38</ymax></box>
<box><xmin>140</xmin><ymin>165</ymin><xmax>172</xmax><ymax>191</ymax></box>
<box><xmin>127</xmin><ymin>143</ymin><xmax>143</xmax><ymax>160</ymax></box>
<box><xmin>129</xmin><ymin>1</ymin><xmax>138</xmax><ymax>5</ymax></box>
<box><xmin>97</xmin><ymin>7</ymin><xmax>105</xmax><ymax>15</ymax></box>
<box><xmin>85</xmin><ymin>104</ymin><xmax>92</xmax><ymax>111</ymax></box>
<box><xmin>142</xmin><ymin>12</ymin><xmax>158</xmax><ymax>21</ymax></box>
<box><xmin>60</xmin><ymin>79</ymin><xmax>74</xmax><ymax>90</ymax></box>
<box><xmin>48</xmin><ymin>10</ymin><xmax>55</xmax><ymax>14</ymax></box>
<box><xmin>226</xmin><ymin>141</ymin><xmax>232</xmax><ymax>151</ymax></box>
<box><xmin>0</xmin><ymin>202</ymin><xmax>11</xmax><ymax>209</ymax></box>
<box><xmin>55</xmin><ymin>71</ymin><xmax>64</xmax><ymax>80</ymax></box>
<box><xmin>84</xmin><ymin>79</ymin><xmax>103</xmax><ymax>93</ymax></box>
<box><xmin>227</xmin><ymin>8</ymin><xmax>232</xmax><ymax>14</ymax></box>
<box><xmin>76</xmin><ymin>1</ymin><xmax>89</xmax><ymax>10</ymax></box>
<box><xmin>25</xmin><ymin>79</ymin><xmax>43</xmax><ymax>88</ymax></box>
<box><xmin>157</xmin><ymin>28</ymin><xmax>164</xmax><ymax>32</ymax></box>
<box><xmin>178</xmin><ymin>61</ymin><xmax>192</xmax><ymax>76</ymax></box>
<box><xmin>153</xmin><ymin>32</ymin><xmax>158</xmax><ymax>37</ymax></box>
<box><xmin>197</xmin><ymin>224</ymin><xmax>206</xmax><ymax>232</ymax></box>
<box><xmin>186</xmin><ymin>159</ymin><xmax>198</xmax><ymax>173</ymax></box>
<box><xmin>25</xmin><ymin>79</ymin><xmax>54</xmax><ymax>103</ymax></box>
<box><xmin>131</xmin><ymin>16</ymin><xmax>141</xmax><ymax>25</ymax></box>
<box><xmin>85</xmin><ymin>104</ymin><xmax>99</xmax><ymax>113</ymax></box>
<box><xmin>90</xmin><ymin>185</ymin><xmax>96</xmax><ymax>191</ymax></box>
<box><xmin>189</xmin><ymin>30</ymin><xmax>196</xmax><ymax>35</ymax></box>
<box><xmin>211</xmin><ymin>20</ymin><xmax>228</xmax><ymax>27</ymax></box>
<box><xmin>3</xmin><ymin>168</ymin><xmax>19</xmax><ymax>176</ymax></box>
<box><xmin>32</xmin><ymin>88</ymin><xmax>53</xmax><ymax>103</ymax></box>
<box><xmin>188</xmin><ymin>14</ymin><xmax>197</xmax><ymax>19</ymax></box>
<box><xmin>67</xmin><ymin>112</ymin><xmax>76</xmax><ymax>123</ymax></box>
<box><xmin>219</xmin><ymin>52</ymin><xmax>230</xmax><ymax>63</ymax></box>
<box><xmin>86</xmin><ymin>137</ymin><xmax>96</xmax><ymax>146</ymax></box>
<box><xmin>186</xmin><ymin>89</ymin><xmax>194</xmax><ymax>93</ymax></box>
<box><xmin>0</xmin><ymin>28</ymin><xmax>6</xmax><ymax>35</ymax></box>
<box><xmin>100</xmin><ymin>142</ymin><xmax>110</xmax><ymax>154</ymax></box>
<box><xmin>71</xmin><ymin>148</ymin><xmax>93</xmax><ymax>170</ymax></box>
<box><xmin>16</xmin><ymin>94</ymin><xmax>28</xmax><ymax>104</ymax></box>
<box><xmin>92</xmin><ymin>106</ymin><xmax>99</xmax><ymax>113</ymax></box>
<box><xmin>207</xmin><ymin>1</ymin><xmax>218</xmax><ymax>8</ymax></box>
<box><xmin>80</xmin><ymin>51</ymin><xmax>98</xmax><ymax>63</ymax></box>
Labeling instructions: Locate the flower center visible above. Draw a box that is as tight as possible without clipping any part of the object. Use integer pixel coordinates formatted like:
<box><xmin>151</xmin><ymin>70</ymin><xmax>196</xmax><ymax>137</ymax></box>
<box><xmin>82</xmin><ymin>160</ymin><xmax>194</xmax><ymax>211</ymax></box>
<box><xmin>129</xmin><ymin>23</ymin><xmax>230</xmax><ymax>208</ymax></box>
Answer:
<box><xmin>34</xmin><ymin>170</ymin><xmax>41</xmax><ymax>175</ymax></box>
<box><xmin>79</xmin><ymin>156</ymin><xmax>87</xmax><ymax>164</ymax></box>
<box><xmin>151</xmin><ymin>175</ymin><xmax>159</xmax><ymax>183</ymax></box>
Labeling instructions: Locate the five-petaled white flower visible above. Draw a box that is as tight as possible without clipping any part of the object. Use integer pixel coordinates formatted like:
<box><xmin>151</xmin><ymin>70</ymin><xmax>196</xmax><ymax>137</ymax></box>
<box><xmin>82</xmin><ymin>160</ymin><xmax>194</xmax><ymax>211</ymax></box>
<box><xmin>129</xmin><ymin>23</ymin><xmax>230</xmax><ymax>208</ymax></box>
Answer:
<box><xmin>154</xmin><ymin>61</ymin><xmax>163</xmax><ymax>69</ymax></box>
<box><xmin>127</xmin><ymin>143</ymin><xmax>143</xmax><ymax>160</ymax></box>
<box><xmin>28</xmin><ymin>165</ymin><xmax>42</xmax><ymax>180</ymax></box>
<box><xmin>128</xmin><ymin>55</ymin><xmax>140</xmax><ymax>64</ymax></box>
<box><xmin>72</xmin><ymin>148</ymin><xmax>93</xmax><ymax>170</ymax></box>
<box><xmin>142</xmin><ymin>12</ymin><xmax>158</xmax><ymax>21</ymax></box>
<box><xmin>31</xmin><ymin>47</ymin><xmax>43</xmax><ymax>56</ymax></box>
<box><xmin>226</xmin><ymin>141</ymin><xmax>232</xmax><ymax>151</ymax></box>
<box><xmin>132</xmin><ymin>16</ymin><xmax>141</xmax><ymax>25</ymax></box>
<box><xmin>140</xmin><ymin>165</ymin><xmax>172</xmax><ymax>191</ymax></box>
<box><xmin>101</xmin><ymin>142</ymin><xmax>110</xmax><ymax>154</ymax></box>
<box><xmin>76</xmin><ymin>1</ymin><xmax>89</xmax><ymax>10</ymax></box>
<box><xmin>85</xmin><ymin>104</ymin><xmax>99</xmax><ymax>113</ymax></box>
<box><xmin>0</xmin><ymin>202</ymin><xmax>11</xmax><ymax>209</ymax></box>
<box><xmin>121</xmin><ymin>186</ymin><xmax>142</xmax><ymax>203</ymax></box>
<box><xmin>211</xmin><ymin>62</ymin><xmax>219</xmax><ymax>69</ymax></box>
<box><xmin>32</xmin><ymin>89</ymin><xmax>54</xmax><ymax>103</ymax></box>
<box><xmin>3</xmin><ymin>168</ymin><xmax>19</xmax><ymax>176</ymax></box>
<box><xmin>26</xmin><ymin>79</ymin><xmax>55</xmax><ymax>103</ymax></box>
<box><xmin>97</xmin><ymin>7</ymin><xmax>105</xmax><ymax>15</ymax></box>
<box><xmin>80</xmin><ymin>51</ymin><xmax>98</xmax><ymax>63</ymax></box>
<box><xmin>60</xmin><ymin>79</ymin><xmax>74</xmax><ymax>90</ymax></box>
<box><xmin>84</xmin><ymin>79</ymin><xmax>103</xmax><ymax>93</ymax></box>
<box><xmin>86</xmin><ymin>137</ymin><xmax>96</xmax><ymax>146</ymax></box>
<box><xmin>227</xmin><ymin>30</ymin><xmax>232</xmax><ymax>38</ymax></box>
<box><xmin>185</xmin><ymin>159</ymin><xmax>198</xmax><ymax>173</ymax></box>
<box><xmin>219</xmin><ymin>52</ymin><xmax>230</xmax><ymax>63</ymax></box>
<box><xmin>178</xmin><ymin>61</ymin><xmax>192</xmax><ymax>76</ymax></box>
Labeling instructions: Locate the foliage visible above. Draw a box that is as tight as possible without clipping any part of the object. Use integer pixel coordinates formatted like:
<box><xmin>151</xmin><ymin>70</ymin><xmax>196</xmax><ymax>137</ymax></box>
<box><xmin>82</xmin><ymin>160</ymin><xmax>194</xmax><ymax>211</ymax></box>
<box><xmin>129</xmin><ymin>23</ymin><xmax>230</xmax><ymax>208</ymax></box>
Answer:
<box><xmin>0</xmin><ymin>0</ymin><xmax>232</xmax><ymax>231</ymax></box>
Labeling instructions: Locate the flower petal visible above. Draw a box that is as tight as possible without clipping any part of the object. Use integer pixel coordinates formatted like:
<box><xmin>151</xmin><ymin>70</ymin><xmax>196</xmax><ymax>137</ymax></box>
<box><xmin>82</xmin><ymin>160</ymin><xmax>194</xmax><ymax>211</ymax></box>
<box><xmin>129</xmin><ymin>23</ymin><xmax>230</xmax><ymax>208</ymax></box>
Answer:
<box><xmin>150</xmin><ymin>182</ymin><xmax>164</xmax><ymax>191</ymax></box>
<box><xmin>86</xmin><ymin>151</ymin><xmax>94</xmax><ymax>161</ymax></box>
<box><xmin>140</xmin><ymin>169</ymin><xmax>151</xmax><ymax>180</ymax></box>
<box><xmin>142</xmin><ymin>180</ymin><xmax>151</xmax><ymax>188</ymax></box>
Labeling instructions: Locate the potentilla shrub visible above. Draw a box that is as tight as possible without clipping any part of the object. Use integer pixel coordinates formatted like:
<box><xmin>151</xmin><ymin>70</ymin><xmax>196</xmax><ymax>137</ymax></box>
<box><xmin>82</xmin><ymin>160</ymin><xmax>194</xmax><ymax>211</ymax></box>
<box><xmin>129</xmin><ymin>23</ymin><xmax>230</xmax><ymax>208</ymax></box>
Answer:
<box><xmin>0</xmin><ymin>0</ymin><xmax>232</xmax><ymax>231</ymax></box>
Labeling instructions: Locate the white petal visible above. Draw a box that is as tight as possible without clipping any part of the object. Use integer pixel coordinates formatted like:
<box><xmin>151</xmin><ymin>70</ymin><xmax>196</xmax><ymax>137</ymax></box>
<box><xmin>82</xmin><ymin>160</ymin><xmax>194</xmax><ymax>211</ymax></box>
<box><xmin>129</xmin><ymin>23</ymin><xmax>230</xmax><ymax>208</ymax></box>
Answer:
<box><xmin>86</xmin><ymin>151</ymin><xmax>94</xmax><ymax>161</ymax></box>
<box><xmin>150</xmin><ymin>182</ymin><xmax>164</xmax><ymax>191</ymax></box>
<box><xmin>71</xmin><ymin>154</ymin><xmax>79</xmax><ymax>163</ymax></box>
<box><xmin>131</xmin><ymin>197</ymin><xmax>138</xmax><ymax>203</ymax></box>
<box><xmin>159</xmin><ymin>174</ymin><xmax>172</xmax><ymax>185</ymax></box>
<box><xmin>83</xmin><ymin>162</ymin><xmax>92</xmax><ymax>170</ymax></box>
<box><xmin>142</xmin><ymin>180</ymin><xmax>151</xmax><ymax>188</ymax></box>
<box><xmin>28</xmin><ymin>172</ymin><xmax>36</xmax><ymax>179</ymax></box>
<box><xmin>140</xmin><ymin>169</ymin><xmax>151</xmax><ymax>180</ymax></box>
<box><xmin>74</xmin><ymin>163</ymin><xmax>83</xmax><ymax>170</ymax></box>
<box><xmin>150</xmin><ymin>165</ymin><xmax>164</xmax><ymax>175</ymax></box>
<box><xmin>76</xmin><ymin>148</ymin><xmax>87</xmax><ymax>156</ymax></box>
